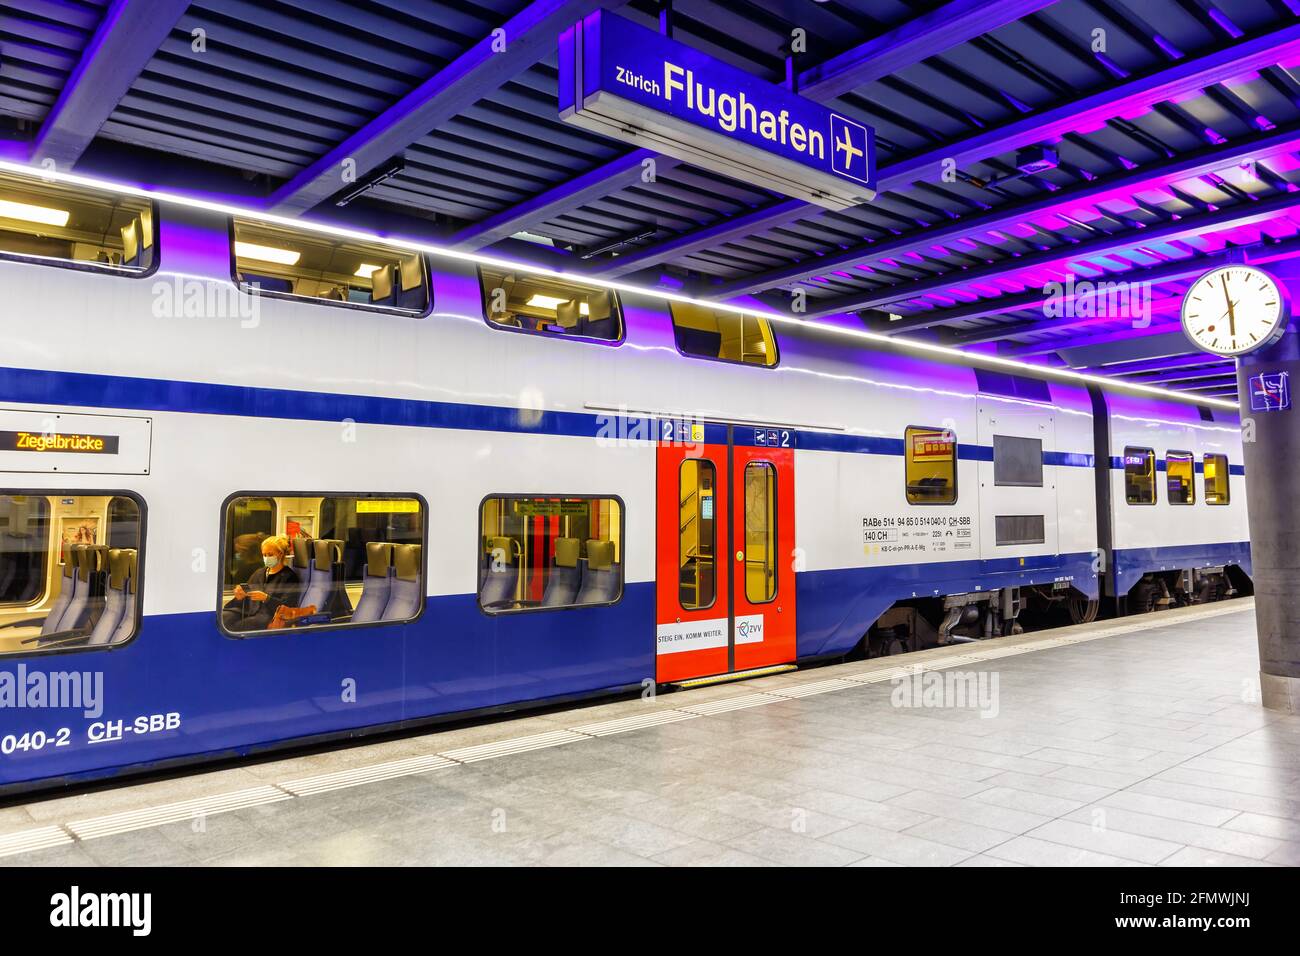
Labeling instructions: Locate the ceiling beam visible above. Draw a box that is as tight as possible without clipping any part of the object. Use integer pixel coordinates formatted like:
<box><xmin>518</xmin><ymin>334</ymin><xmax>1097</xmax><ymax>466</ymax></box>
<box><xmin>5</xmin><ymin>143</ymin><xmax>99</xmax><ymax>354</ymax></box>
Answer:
<box><xmin>1130</xmin><ymin>365</ymin><xmax>1236</xmax><ymax>386</ymax></box>
<box><xmin>602</xmin><ymin>20</ymin><xmax>1300</xmax><ymax>284</ymax></box>
<box><xmin>30</xmin><ymin>0</ymin><xmax>191</xmax><ymax>169</ymax></box>
<box><xmin>1003</xmin><ymin>326</ymin><xmax>1189</xmax><ymax>360</ymax></box>
<box><xmin>701</xmin><ymin>123</ymin><xmax>1300</xmax><ymax>299</ymax></box>
<box><xmin>453</xmin><ymin>0</ymin><xmax>1052</xmax><ymax>253</ymax></box>
<box><xmin>268</xmin><ymin>0</ymin><xmax>620</xmax><ymax>215</ymax></box>
<box><xmin>805</xmin><ymin>189</ymin><xmax>1300</xmax><ymax>320</ymax></box>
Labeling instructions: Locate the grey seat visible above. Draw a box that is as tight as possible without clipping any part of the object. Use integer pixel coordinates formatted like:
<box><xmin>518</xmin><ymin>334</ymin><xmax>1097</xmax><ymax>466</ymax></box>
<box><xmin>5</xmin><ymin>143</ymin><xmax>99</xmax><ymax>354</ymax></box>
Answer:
<box><xmin>350</xmin><ymin>542</ymin><xmax>393</xmax><ymax>624</ymax></box>
<box><xmin>381</xmin><ymin>543</ymin><xmax>422</xmax><ymax>621</ymax></box>
<box><xmin>540</xmin><ymin>537</ymin><xmax>583</xmax><ymax>607</ymax></box>
<box><xmin>479</xmin><ymin>535</ymin><xmax>519</xmax><ymax>608</ymax></box>
<box><xmin>299</xmin><ymin>538</ymin><xmax>350</xmax><ymax>620</ymax></box>
<box><xmin>575</xmin><ymin>539</ymin><xmax>621</xmax><ymax>606</ymax></box>
<box><xmin>87</xmin><ymin>549</ymin><xmax>135</xmax><ymax>646</ymax></box>
<box><xmin>40</xmin><ymin>547</ymin><xmax>78</xmax><ymax>634</ymax></box>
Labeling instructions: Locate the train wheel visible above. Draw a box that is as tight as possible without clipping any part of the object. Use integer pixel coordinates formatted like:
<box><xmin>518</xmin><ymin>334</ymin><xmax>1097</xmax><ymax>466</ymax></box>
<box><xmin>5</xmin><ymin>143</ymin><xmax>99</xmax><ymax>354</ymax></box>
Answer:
<box><xmin>1068</xmin><ymin>596</ymin><xmax>1099</xmax><ymax>625</ymax></box>
<box><xmin>1132</xmin><ymin>579</ymin><xmax>1159</xmax><ymax>614</ymax></box>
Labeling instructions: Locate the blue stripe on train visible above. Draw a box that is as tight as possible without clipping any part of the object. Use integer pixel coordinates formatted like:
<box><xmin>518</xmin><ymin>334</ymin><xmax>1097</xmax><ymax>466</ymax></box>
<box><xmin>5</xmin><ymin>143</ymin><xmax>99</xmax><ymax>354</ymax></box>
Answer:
<box><xmin>0</xmin><ymin>365</ymin><xmax>1112</xmax><ymax>466</ymax></box>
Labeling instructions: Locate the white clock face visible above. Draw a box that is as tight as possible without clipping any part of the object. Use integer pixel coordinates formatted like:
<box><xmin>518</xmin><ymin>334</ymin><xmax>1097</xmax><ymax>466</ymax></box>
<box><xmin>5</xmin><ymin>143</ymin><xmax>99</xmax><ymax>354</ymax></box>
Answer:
<box><xmin>1181</xmin><ymin>266</ymin><xmax>1288</xmax><ymax>356</ymax></box>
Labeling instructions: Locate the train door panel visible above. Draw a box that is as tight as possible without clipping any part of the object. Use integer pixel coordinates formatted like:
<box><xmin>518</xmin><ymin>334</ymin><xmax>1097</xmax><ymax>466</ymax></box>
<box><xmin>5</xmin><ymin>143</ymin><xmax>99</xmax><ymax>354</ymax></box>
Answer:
<box><xmin>976</xmin><ymin>400</ymin><xmax>1059</xmax><ymax>566</ymax></box>
<box><xmin>655</xmin><ymin>421</ymin><xmax>796</xmax><ymax>683</ymax></box>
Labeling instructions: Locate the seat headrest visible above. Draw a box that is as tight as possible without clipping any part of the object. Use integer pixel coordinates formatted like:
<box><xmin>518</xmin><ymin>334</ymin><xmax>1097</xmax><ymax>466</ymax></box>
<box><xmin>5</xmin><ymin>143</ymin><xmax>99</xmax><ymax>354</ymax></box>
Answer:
<box><xmin>108</xmin><ymin>548</ymin><xmax>131</xmax><ymax>590</ymax></box>
<box><xmin>393</xmin><ymin>543</ymin><xmax>421</xmax><ymax>581</ymax></box>
<box><xmin>121</xmin><ymin>220</ymin><xmax>139</xmax><ymax>262</ymax></box>
<box><xmin>587</xmin><ymin>293</ymin><xmax>611</xmax><ymax>321</ymax></box>
<box><xmin>555</xmin><ymin>299</ymin><xmax>580</xmax><ymax>329</ymax></box>
<box><xmin>139</xmin><ymin>208</ymin><xmax>154</xmax><ymax>249</ymax></box>
<box><xmin>554</xmin><ymin>537</ymin><xmax>580</xmax><ymax>568</ymax></box>
<box><xmin>128</xmin><ymin>549</ymin><xmax>138</xmax><ymax>594</ymax></box>
<box><xmin>313</xmin><ymin>538</ymin><xmax>343</xmax><ymax>570</ymax></box>
<box><xmin>399</xmin><ymin>254</ymin><xmax>424</xmax><ymax>292</ymax></box>
<box><xmin>371</xmin><ymin>264</ymin><xmax>396</xmax><ymax>301</ymax></box>
<box><xmin>292</xmin><ymin>536</ymin><xmax>311</xmax><ymax>569</ymax></box>
<box><xmin>365</xmin><ymin>541</ymin><xmax>393</xmax><ymax>578</ymax></box>
<box><xmin>586</xmin><ymin>539</ymin><xmax>615</xmax><ymax>571</ymax></box>
<box><xmin>60</xmin><ymin>546</ymin><xmax>75</xmax><ymax>577</ymax></box>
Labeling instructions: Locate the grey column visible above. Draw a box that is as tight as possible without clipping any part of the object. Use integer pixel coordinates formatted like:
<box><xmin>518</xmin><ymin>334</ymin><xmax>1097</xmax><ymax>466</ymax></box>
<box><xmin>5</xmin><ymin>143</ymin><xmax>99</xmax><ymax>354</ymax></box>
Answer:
<box><xmin>1238</xmin><ymin>322</ymin><xmax>1300</xmax><ymax>713</ymax></box>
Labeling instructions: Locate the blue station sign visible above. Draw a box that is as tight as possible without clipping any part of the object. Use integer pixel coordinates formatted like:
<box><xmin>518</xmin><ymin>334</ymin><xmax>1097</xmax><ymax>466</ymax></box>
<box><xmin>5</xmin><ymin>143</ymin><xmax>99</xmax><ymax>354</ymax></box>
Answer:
<box><xmin>559</xmin><ymin>11</ymin><xmax>875</xmax><ymax>210</ymax></box>
<box><xmin>1249</xmin><ymin>370</ymin><xmax>1291</xmax><ymax>411</ymax></box>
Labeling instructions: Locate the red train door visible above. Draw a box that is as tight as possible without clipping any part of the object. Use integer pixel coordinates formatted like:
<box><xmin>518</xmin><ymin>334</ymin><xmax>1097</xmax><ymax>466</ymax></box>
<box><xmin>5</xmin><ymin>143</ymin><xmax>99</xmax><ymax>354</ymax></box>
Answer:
<box><xmin>655</xmin><ymin>420</ymin><xmax>797</xmax><ymax>683</ymax></box>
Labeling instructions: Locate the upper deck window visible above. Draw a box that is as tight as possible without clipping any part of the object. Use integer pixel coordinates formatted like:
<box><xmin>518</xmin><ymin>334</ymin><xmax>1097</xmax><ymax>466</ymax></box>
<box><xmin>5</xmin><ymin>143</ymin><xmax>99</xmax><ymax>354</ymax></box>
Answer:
<box><xmin>1204</xmin><ymin>453</ymin><xmax>1230</xmax><ymax>505</ymax></box>
<box><xmin>232</xmin><ymin>219</ymin><xmax>430</xmax><ymax>315</ymax></box>
<box><xmin>1124</xmin><ymin>447</ymin><xmax>1156</xmax><ymax>504</ymax></box>
<box><xmin>669</xmin><ymin>302</ymin><xmax>777</xmax><ymax>367</ymax></box>
<box><xmin>480</xmin><ymin>268</ymin><xmax>622</xmax><ymax>342</ymax></box>
<box><xmin>0</xmin><ymin>171</ymin><xmax>155</xmax><ymax>274</ymax></box>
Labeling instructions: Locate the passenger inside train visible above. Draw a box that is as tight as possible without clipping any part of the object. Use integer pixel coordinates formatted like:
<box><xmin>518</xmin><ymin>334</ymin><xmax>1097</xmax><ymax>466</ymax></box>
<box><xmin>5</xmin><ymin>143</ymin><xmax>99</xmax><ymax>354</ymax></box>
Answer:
<box><xmin>219</xmin><ymin>495</ymin><xmax>425</xmax><ymax>635</ymax></box>
<box><xmin>231</xmin><ymin>219</ymin><xmax>430</xmax><ymax>314</ymax></box>
<box><xmin>478</xmin><ymin>496</ymin><xmax>623</xmax><ymax>611</ymax></box>
<box><xmin>0</xmin><ymin>170</ymin><xmax>155</xmax><ymax>273</ymax></box>
<box><xmin>0</xmin><ymin>494</ymin><xmax>141</xmax><ymax>653</ymax></box>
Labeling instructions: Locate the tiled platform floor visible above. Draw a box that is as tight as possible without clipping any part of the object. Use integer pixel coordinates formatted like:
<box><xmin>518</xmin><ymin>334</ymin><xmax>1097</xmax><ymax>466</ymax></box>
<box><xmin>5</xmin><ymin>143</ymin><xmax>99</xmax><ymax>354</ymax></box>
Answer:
<box><xmin>2</xmin><ymin>600</ymin><xmax>1298</xmax><ymax>866</ymax></box>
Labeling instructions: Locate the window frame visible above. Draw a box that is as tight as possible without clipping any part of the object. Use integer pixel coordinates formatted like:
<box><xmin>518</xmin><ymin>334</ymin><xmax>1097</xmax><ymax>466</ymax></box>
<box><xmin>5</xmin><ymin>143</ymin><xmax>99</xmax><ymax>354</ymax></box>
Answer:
<box><xmin>0</xmin><ymin>493</ymin><xmax>52</xmax><ymax>609</ymax></box>
<box><xmin>742</xmin><ymin>460</ymin><xmax>778</xmax><ymax>605</ymax></box>
<box><xmin>476</xmin><ymin>266</ymin><xmax>625</xmax><ymax>347</ymax></box>
<box><xmin>475</xmin><ymin>492</ymin><xmax>626</xmax><ymax>617</ymax></box>
<box><xmin>677</xmin><ymin>458</ymin><xmax>718</xmax><ymax>612</ymax></box>
<box><xmin>667</xmin><ymin>301</ymin><xmax>781</xmax><ymax>369</ymax></box>
<box><xmin>1204</xmin><ymin>453</ymin><xmax>1231</xmax><ymax>506</ymax></box>
<box><xmin>1165</xmin><ymin>450</ymin><xmax>1195</xmax><ymax>506</ymax></box>
<box><xmin>228</xmin><ymin>219</ymin><xmax>434</xmax><ymax>319</ymax></box>
<box><xmin>904</xmin><ymin>425</ymin><xmax>959</xmax><ymax>506</ymax></box>
<box><xmin>0</xmin><ymin>489</ymin><xmax>147</xmax><ymax>658</ymax></box>
<box><xmin>0</xmin><ymin>194</ymin><xmax>161</xmax><ymax>280</ymax></box>
<box><xmin>216</xmin><ymin>490</ymin><xmax>429</xmax><ymax>639</ymax></box>
<box><xmin>1123</xmin><ymin>446</ymin><xmax>1157</xmax><ymax>506</ymax></box>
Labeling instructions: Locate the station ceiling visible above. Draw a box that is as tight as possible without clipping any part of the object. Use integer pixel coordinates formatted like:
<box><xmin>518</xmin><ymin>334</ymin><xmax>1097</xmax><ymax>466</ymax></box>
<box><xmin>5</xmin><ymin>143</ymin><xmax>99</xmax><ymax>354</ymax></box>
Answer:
<box><xmin>5</xmin><ymin>0</ymin><xmax>1300</xmax><ymax>401</ymax></box>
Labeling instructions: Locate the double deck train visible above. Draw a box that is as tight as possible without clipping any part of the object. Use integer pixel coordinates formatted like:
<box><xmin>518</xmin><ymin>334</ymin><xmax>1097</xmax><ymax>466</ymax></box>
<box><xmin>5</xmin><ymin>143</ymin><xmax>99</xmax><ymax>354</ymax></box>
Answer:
<box><xmin>0</xmin><ymin>164</ymin><xmax>1249</xmax><ymax>793</ymax></box>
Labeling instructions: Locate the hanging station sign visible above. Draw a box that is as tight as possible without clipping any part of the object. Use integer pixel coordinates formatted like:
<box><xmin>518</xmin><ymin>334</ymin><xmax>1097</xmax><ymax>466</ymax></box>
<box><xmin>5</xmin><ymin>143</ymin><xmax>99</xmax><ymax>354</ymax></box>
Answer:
<box><xmin>559</xmin><ymin>11</ymin><xmax>876</xmax><ymax>210</ymax></box>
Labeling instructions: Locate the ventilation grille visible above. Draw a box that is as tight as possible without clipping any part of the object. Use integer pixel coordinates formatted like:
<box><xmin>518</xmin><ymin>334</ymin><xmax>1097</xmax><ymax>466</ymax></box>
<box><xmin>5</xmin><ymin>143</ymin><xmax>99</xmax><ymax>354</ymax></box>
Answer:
<box><xmin>995</xmin><ymin>514</ymin><xmax>1045</xmax><ymax>545</ymax></box>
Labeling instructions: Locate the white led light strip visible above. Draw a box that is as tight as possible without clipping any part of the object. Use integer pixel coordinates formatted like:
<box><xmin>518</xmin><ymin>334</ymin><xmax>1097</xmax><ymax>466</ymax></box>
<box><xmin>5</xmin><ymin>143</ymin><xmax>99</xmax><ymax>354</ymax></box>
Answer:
<box><xmin>0</xmin><ymin>160</ymin><xmax>1237</xmax><ymax>410</ymax></box>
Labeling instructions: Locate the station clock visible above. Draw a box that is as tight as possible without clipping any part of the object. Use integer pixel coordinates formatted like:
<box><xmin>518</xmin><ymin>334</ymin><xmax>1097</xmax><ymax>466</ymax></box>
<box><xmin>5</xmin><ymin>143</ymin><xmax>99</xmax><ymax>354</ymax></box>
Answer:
<box><xmin>1181</xmin><ymin>265</ymin><xmax>1289</xmax><ymax>356</ymax></box>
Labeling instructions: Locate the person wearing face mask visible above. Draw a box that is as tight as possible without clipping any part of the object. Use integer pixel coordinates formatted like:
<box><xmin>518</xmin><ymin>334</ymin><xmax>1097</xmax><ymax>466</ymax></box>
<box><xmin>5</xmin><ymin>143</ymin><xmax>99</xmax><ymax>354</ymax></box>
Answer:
<box><xmin>222</xmin><ymin>535</ymin><xmax>301</xmax><ymax>632</ymax></box>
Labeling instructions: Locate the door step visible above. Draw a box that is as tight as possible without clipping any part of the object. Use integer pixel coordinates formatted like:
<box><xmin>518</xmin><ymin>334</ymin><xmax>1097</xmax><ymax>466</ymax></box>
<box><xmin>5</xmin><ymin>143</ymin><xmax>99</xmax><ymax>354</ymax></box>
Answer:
<box><xmin>670</xmin><ymin>663</ymin><xmax>796</xmax><ymax>689</ymax></box>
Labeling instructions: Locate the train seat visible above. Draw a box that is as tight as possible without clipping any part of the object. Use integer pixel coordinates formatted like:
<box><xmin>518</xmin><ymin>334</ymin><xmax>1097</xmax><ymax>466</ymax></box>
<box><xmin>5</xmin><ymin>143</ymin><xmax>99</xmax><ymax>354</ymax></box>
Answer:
<box><xmin>479</xmin><ymin>536</ymin><xmax>519</xmax><ymax>608</ymax></box>
<box><xmin>40</xmin><ymin>548</ymin><xmax>78</xmax><ymax>634</ymax></box>
<box><xmin>583</xmin><ymin>295</ymin><xmax>616</xmax><ymax>340</ymax></box>
<box><xmin>291</xmin><ymin>536</ymin><xmax>313</xmax><ymax>588</ymax></box>
<box><xmin>370</xmin><ymin>264</ymin><xmax>397</xmax><ymax>307</ymax></box>
<box><xmin>111</xmin><ymin>549</ymin><xmax>139</xmax><ymax>645</ymax></box>
<box><xmin>350</xmin><ymin>542</ymin><xmax>394</xmax><ymax>624</ymax></box>
<box><xmin>540</xmin><ymin>537</ymin><xmax>583</xmax><ymax>607</ymax></box>
<box><xmin>395</xmin><ymin>255</ymin><xmax>425</xmax><ymax>310</ymax></box>
<box><xmin>381</xmin><ymin>544</ymin><xmax>422</xmax><ymax>621</ymax></box>
<box><xmin>86</xmin><ymin>548</ymin><xmax>135</xmax><ymax>646</ymax></box>
<box><xmin>57</xmin><ymin>545</ymin><xmax>108</xmax><ymax>634</ymax></box>
<box><xmin>294</xmin><ymin>539</ymin><xmax>347</xmax><ymax>623</ymax></box>
<box><xmin>575</xmin><ymin>539</ymin><xmax>619</xmax><ymax>605</ymax></box>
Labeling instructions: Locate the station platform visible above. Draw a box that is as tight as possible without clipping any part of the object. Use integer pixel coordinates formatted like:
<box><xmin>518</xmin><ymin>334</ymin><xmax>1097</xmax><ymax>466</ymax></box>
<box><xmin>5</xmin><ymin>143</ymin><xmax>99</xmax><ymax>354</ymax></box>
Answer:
<box><xmin>1</xmin><ymin>599</ymin><xmax>1296</xmax><ymax>868</ymax></box>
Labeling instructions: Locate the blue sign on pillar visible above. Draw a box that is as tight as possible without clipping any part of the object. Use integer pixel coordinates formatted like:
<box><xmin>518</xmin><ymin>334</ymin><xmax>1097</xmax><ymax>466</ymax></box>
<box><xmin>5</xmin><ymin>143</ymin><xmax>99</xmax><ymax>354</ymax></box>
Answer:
<box><xmin>559</xmin><ymin>11</ymin><xmax>876</xmax><ymax>210</ymax></box>
<box><xmin>1249</xmin><ymin>371</ymin><xmax>1291</xmax><ymax>411</ymax></box>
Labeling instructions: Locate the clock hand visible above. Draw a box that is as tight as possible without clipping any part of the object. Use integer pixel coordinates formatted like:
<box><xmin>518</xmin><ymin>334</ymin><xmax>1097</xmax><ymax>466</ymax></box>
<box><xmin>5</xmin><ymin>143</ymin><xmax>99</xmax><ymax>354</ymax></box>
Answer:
<box><xmin>1222</xmin><ymin>277</ymin><xmax>1237</xmax><ymax>337</ymax></box>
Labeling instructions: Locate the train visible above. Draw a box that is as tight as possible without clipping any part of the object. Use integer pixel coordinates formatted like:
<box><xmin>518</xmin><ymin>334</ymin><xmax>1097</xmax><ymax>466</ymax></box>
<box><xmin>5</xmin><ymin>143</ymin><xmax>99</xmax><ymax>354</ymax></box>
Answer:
<box><xmin>0</xmin><ymin>163</ymin><xmax>1249</xmax><ymax>794</ymax></box>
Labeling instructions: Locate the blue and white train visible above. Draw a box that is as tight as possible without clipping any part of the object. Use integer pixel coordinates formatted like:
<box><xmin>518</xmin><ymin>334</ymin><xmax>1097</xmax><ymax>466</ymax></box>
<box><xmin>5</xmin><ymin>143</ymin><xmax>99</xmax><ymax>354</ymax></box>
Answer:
<box><xmin>0</xmin><ymin>165</ymin><xmax>1249</xmax><ymax>793</ymax></box>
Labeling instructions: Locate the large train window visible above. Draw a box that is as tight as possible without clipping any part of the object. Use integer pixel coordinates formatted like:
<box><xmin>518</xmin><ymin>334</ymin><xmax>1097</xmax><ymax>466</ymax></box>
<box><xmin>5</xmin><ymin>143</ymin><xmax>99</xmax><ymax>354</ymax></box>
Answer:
<box><xmin>0</xmin><ymin>170</ymin><xmax>156</xmax><ymax>275</ymax></box>
<box><xmin>478</xmin><ymin>496</ymin><xmax>623</xmax><ymax>613</ymax></box>
<box><xmin>743</xmin><ymin>462</ymin><xmax>777</xmax><ymax>603</ymax></box>
<box><xmin>905</xmin><ymin>426</ymin><xmax>957</xmax><ymax>504</ymax></box>
<box><xmin>669</xmin><ymin>302</ymin><xmax>777</xmax><ymax>367</ymax></box>
<box><xmin>0</xmin><ymin>493</ymin><xmax>143</xmax><ymax>655</ymax></box>
<box><xmin>993</xmin><ymin>435</ymin><xmax>1043</xmax><ymax>487</ymax></box>
<box><xmin>1204</xmin><ymin>453</ymin><xmax>1231</xmax><ymax>505</ymax></box>
<box><xmin>1166</xmin><ymin>451</ymin><xmax>1194</xmax><ymax>505</ymax></box>
<box><xmin>679</xmin><ymin>461</ymin><xmax>717</xmax><ymax>610</ymax></box>
<box><xmin>480</xmin><ymin>268</ymin><xmax>622</xmax><ymax>342</ymax></box>
<box><xmin>1124</xmin><ymin>447</ymin><xmax>1156</xmax><ymax>504</ymax></box>
<box><xmin>231</xmin><ymin>219</ymin><xmax>430</xmax><ymax>315</ymax></box>
<box><xmin>219</xmin><ymin>494</ymin><xmax>425</xmax><ymax>636</ymax></box>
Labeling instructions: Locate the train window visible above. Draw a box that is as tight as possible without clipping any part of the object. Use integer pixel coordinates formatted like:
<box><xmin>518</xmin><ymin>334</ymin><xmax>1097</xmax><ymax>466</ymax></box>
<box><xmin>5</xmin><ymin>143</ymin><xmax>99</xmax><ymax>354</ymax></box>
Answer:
<box><xmin>679</xmin><ymin>460</ymin><xmax>717</xmax><ymax>609</ymax></box>
<box><xmin>231</xmin><ymin>219</ymin><xmax>430</xmax><ymax>315</ymax></box>
<box><xmin>1204</xmin><ymin>453</ymin><xmax>1231</xmax><ymax>505</ymax></box>
<box><xmin>993</xmin><ymin>435</ymin><xmax>1043</xmax><ymax>487</ymax></box>
<box><xmin>220</xmin><ymin>494</ymin><xmax>425</xmax><ymax>635</ymax></box>
<box><xmin>0</xmin><ymin>170</ymin><xmax>156</xmax><ymax>275</ymax></box>
<box><xmin>1166</xmin><ymin>452</ymin><xmax>1194</xmax><ymax>505</ymax></box>
<box><xmin>743</xmin><ymin>462</ymin><xmax>777</xmax><ymax>603</ymax></box>
<box><xmin>478</xmin><ymin>496</ymin><xmax>623</xmax><ymax>613</ymax></box>
<box><xmin>0</xmin><ymin>493</ymin><xmax>143</xmax><ymax>655</ymax></box>
<box><xmin>670</xmin><ymin>302</ymin><xmax>777</xmax><ymax>367</ymax></box>
<box><xmin>905</xmin><ymin>426</ymin><xmax>957</xmax><ymax>504</ymax></box>
<box><xmin>1124</xmin><ymin>447</ymin><xmax>1156</xmax><ymax>504</ymax></box>
<box><xmin>480</xmin><ymin>267</ymin><xmax>622</xmax><ymax>342</ymax></box>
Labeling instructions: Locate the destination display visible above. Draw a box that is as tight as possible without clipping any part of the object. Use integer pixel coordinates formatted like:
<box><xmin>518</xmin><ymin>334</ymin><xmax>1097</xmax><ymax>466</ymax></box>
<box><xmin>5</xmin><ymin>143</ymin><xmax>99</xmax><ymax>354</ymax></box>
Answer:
<box><xmin>0</xmin><ymin>430</ymin><xmax>120</xmax><ymax>454</ymax></box>
<box><xmin>0</xmin><ymin>410</ymin><xmax>152</xmax><ymax>475</ymax></box>
<box><xmin>559</xmin><ymin>11</ymin><xmax>875</xmax><ymax>210</ymax></box>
